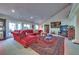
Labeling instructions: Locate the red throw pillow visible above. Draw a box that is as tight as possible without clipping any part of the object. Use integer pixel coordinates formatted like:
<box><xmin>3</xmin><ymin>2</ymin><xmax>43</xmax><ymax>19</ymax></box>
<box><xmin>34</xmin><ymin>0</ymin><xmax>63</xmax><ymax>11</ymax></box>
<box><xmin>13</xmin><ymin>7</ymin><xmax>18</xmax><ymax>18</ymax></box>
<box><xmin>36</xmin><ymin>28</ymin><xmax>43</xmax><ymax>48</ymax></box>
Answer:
<box><xmin>20</xmin><ymin>34</ymin><xmax>26</xmax><ymax>39</ymax></box>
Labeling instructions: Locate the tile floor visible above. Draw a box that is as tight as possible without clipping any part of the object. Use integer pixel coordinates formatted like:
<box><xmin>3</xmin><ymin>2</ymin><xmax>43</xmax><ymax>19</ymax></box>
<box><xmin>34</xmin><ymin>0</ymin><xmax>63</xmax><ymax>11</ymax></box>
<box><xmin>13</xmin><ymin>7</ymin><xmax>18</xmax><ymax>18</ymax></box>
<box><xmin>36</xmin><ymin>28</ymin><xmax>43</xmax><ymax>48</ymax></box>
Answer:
<box><xmin>0</xmin><ymin>38</ymin><xmax>39</xmax><ymax>55</ymax></box>
<box><xmin>64</xmin><ymin>38</ymin><xmax>79</xmax><ymax>55</ymax></box>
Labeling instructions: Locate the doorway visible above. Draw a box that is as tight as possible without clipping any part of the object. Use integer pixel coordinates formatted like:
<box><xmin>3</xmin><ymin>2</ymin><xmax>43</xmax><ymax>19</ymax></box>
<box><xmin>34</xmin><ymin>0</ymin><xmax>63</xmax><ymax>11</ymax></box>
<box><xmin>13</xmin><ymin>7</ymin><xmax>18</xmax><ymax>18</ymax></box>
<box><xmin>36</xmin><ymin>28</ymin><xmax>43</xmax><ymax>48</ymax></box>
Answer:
<box><xmin>0</xmin><ymin>18</ymin><xmax>6</xmax><ymax>40</ymax></box>
<box><xmin>44</xmin><ymin>24</ymin><xmax>49</xmax><ymax>33</ymax></box>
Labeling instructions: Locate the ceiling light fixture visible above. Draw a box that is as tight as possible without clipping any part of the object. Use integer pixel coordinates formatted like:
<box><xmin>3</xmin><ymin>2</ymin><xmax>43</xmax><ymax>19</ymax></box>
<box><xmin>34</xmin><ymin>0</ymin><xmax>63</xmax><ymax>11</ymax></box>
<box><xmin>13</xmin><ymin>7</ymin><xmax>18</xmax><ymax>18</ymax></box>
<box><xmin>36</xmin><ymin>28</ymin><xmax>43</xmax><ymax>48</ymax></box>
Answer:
<box><xmin>11</xmin><ymin>9</ymin><xmax>15</xmax><ymax>13</ymax></box>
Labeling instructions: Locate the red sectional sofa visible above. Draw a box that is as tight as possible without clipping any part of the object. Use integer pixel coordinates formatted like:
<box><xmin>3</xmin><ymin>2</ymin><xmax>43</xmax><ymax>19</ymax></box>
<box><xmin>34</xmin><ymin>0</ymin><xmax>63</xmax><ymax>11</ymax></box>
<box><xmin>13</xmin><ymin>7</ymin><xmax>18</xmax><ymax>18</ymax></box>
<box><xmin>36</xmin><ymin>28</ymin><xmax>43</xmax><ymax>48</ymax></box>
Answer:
<box><xmin>12</xmin><ymin>30</ymin><xmax>42</xmax><ymax>48</ymax></box>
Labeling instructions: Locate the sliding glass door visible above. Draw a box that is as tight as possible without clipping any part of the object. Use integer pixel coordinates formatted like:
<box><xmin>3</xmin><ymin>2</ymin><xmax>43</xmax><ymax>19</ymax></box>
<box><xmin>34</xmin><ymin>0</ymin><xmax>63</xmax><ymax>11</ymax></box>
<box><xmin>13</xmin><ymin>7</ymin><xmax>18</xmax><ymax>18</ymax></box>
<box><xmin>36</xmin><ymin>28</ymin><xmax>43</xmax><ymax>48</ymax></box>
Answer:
<box><xmin>9</xmin><ymin>23</ymin><xmax>16</xmax><ymax>31</ymax></box>
<box><xmin>17</xmin><ymin>23</ymin><xmax>22</xmax><ymax>30</ymax></box>
<box><xmin>8</xmin><ymin>22</ymin><xmax>16</xmax><ymax>37</ymax></box>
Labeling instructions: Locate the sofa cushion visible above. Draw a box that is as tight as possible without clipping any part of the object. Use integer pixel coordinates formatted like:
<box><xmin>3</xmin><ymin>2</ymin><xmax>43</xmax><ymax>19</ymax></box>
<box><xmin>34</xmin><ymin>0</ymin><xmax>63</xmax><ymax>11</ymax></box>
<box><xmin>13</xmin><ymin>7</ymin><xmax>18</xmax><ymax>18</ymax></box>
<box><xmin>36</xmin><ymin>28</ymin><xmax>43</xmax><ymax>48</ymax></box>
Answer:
<box><xmin>20</xmin><ymin>33</ymin><xmax>26</xmax><ymax>39</ymax></box>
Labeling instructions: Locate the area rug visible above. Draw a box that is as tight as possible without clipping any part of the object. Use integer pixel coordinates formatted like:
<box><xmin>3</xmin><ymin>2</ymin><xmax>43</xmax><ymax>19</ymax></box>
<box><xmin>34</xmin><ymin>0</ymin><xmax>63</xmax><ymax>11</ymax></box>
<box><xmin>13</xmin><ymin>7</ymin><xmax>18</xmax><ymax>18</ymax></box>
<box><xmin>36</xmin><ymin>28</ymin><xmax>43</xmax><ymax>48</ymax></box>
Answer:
<box><xmin>30</xmin><ymin>36</ymin><xmax>64</xmax><ymax>55</ymax></box>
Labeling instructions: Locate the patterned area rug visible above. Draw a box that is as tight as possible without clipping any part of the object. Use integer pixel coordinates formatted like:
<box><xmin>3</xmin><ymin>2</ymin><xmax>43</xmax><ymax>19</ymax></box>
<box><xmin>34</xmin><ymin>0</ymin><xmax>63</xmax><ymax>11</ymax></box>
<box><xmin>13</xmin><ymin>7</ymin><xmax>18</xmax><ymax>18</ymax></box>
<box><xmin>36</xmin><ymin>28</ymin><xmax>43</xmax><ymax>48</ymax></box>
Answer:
<box><xmin>30</xmin><ymin>36</ymin><xmax>64</xmax><ymax>55</ymax></box>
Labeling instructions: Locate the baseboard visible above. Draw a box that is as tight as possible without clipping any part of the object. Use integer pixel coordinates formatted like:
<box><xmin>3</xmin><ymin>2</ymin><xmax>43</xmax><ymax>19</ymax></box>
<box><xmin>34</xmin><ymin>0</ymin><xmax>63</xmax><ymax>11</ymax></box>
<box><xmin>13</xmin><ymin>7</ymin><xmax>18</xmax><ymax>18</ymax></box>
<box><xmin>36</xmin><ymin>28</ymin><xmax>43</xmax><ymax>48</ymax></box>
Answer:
<box><xmin>73</xmin><ymin>42</ymin><xmax>79</xmax><ymax>45</ymax></box>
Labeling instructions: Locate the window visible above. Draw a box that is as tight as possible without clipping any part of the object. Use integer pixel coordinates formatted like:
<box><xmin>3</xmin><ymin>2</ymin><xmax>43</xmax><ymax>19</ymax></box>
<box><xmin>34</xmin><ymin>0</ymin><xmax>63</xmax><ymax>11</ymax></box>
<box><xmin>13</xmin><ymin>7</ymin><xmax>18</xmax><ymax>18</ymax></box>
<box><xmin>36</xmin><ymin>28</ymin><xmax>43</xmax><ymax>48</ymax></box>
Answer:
<box><xmin>8</xmin><ymin>22</ymin><xmax>16</xmax><ymax>37</ymax></box>
<box><xmin>17</xmin><ymin>23</ymin><xmax>22</xmax><ymax>30</ymax></box>
<box><xmin>9</xmin><ymin>23</ymin><xmax>16</xmax><ymax>31</ymax></box>
<box><xmin>34</xmin><ymin>25</ymin><xmax>38</xmax><ymax>30</ymax></box>
<box><xmin>23</xmin><ymin>24</ymin><xmax>31</xmax><ymax>29</ymax></box>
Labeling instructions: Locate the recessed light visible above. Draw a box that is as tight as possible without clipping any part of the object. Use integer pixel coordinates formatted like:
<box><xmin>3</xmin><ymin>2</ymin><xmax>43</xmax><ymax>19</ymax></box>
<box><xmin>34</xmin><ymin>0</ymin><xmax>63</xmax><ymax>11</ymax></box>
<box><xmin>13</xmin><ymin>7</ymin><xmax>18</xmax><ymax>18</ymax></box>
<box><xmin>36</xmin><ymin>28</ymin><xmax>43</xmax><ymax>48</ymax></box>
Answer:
<box><xmin>30</xmin><ymin>16</ymin><xmax>34</xmax><ymax>19</ymax></box>
<box><xmin>11</xmin><ymin>9</ymin><xmax>15</xmax><ymax>13</ymax></box>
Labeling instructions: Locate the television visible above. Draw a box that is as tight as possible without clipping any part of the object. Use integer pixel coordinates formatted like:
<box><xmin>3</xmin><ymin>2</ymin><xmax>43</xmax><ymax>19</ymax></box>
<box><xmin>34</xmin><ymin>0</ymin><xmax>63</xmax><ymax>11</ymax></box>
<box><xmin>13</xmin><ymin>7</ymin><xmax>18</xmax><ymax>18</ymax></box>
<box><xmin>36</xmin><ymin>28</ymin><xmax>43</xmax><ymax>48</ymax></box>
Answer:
<box><xmin>51</xmin><ymin>21</ymin><xmax>61</xmax><ymax>28</ymax></box>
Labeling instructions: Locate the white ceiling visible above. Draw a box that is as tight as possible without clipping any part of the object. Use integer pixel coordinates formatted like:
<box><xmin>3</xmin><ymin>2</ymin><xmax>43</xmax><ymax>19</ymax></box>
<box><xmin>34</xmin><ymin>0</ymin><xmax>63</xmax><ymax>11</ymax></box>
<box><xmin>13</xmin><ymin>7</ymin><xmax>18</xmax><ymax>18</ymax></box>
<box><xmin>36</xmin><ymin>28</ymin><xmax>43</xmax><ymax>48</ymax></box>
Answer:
<box><xmin>0</xmin><ymin>3</ymin><xmax>72</xmax><ymax>24</ymax></box>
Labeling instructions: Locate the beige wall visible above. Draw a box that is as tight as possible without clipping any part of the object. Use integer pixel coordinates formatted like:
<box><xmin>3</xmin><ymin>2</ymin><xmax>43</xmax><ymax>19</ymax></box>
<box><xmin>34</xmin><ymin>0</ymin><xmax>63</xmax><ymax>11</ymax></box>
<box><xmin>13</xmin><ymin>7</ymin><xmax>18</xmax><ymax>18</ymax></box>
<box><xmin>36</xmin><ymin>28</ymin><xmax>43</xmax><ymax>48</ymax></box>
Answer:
<box><xmin>40</xmin><ymin>5</ymin><xmax>75</xmax><ymax>34</ymax></box>
<box><xmin>74</xmin><ymin>14</ymin><xmax>79</xmax><ymax>43</ymax></box>
<box><xmin>69</xmin><ymin>4</ymin><xmax>79</xmax><ymax>42</ymax></box>
<box><xmin>41</xmin><ymin>18</ymin><xmax>75</xmax><ymax>34</ymax></box>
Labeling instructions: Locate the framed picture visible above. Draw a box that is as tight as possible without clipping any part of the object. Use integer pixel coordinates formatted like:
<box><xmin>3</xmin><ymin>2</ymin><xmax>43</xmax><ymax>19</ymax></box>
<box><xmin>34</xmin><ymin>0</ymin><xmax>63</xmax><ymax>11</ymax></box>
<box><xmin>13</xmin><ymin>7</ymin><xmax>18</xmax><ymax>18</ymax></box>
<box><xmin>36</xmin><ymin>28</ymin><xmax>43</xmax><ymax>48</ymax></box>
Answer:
<box><xmin>44</xmin><ymin>24</ymin><xmax>49</xmax><ymax>33</ymax></box>
<box><xmin>51</xmin><ymin>21</ymin><xmax>61</xmax><ymax>28</ymax></box>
